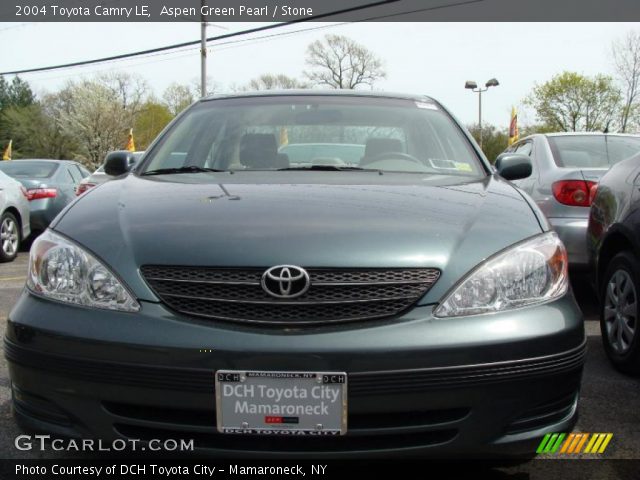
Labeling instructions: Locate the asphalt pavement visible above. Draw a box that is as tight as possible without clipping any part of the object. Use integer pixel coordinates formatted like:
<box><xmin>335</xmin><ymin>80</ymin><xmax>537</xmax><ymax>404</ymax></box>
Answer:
<box><xmin>0</xmin><ymin>253</ymin><xmax>638</xmax><ymax>473</ymax></box>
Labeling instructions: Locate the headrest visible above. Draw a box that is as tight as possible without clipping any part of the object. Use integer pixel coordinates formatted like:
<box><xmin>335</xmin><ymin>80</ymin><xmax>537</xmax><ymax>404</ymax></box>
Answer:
<box><xmin>364</xmin><ymin>138</ymin><xmax>403</xmax><ymax>158</ymax></box>
<box><xmin>239</xmin><ymin>133</ymin><xmax>278</xmax><ymax>168</ymax></box>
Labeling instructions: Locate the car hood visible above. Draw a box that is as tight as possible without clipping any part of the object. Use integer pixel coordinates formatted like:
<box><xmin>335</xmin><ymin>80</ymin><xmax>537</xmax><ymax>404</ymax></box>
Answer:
<box><xmin>53</xmin><ymin>172</ymin><xmax>544</xmax><ymax>303</ymax></box>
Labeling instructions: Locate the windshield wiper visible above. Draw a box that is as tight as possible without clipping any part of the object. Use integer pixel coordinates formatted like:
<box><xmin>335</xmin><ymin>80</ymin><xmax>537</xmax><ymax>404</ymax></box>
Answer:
<box><xmin>141</xmin><ymin>166</ymin><xmax>226</xmax><ymax>176</ymax></box>
<box><xmin>277</xmin><ymin>165</ymin><xmax>381</xmax><ymax>172</ymax></box>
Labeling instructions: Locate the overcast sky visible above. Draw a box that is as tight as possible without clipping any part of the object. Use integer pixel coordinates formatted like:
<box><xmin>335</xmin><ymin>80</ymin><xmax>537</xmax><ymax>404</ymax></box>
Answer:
<box><xmin>1</xmin><ymin>21</ymin><xmax>638</xmax><ymax>127</ymax></box>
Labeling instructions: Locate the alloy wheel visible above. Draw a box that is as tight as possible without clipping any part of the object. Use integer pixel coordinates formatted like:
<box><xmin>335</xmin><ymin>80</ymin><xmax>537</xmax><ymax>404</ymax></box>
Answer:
<box><xmin>0</xmin><ymin>217</ymin><xmax>18</xmax><ymax>256</ymax></box>
<box><xmin>604</xmin><ymin>269</ymin><xmax>637</xmax><ymax>354</ymax></box>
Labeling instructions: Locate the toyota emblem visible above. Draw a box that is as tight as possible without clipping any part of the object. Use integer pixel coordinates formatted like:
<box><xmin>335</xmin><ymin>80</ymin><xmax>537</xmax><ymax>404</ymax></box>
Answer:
<box><xmin>261</xmin><ymin>265</ymin><xmax>310</xmax><ymax>299</ymax></box>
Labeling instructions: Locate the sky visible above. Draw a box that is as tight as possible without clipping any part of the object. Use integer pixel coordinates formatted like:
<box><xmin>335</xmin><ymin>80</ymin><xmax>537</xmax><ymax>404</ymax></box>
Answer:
<box><xmin>1</xmin><ymin>21</ymin><xmax>638</xmax><ymax>128</ymax></box>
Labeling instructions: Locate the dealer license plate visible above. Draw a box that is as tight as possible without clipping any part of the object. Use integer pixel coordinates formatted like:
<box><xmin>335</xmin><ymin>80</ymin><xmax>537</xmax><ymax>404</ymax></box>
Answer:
<box><xmin>215</xmin><ymin>370</ymin><xmax>347</xmax><ymax>435</ymax></box>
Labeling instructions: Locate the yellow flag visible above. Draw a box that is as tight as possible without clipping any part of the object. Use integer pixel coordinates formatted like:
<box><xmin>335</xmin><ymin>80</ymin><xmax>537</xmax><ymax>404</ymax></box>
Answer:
<box><xmin>2</xmin><ymin>140</ymin><xmax>12</xmax><ymax>161</ymax></box>
<box><xmin>508</xmin><ymin>107</ymin><xmax>519</xmax><ymax>146</ymax></box>
<box><xmin>125</xmin><ymin>128</ymin><xmax>136</xmax><ymax>152</ymax></box>
<box><xmin>279</xmin><ymin>127</ymin><xmax>289</xmax><ymax>147</ymax></box>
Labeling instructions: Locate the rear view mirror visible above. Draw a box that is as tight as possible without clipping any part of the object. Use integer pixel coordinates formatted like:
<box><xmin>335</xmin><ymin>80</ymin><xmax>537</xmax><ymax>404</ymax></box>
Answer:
<box><xmin>495</xmin><ymin>153</ymin><xmax>532</xmax><ymax>181</ymax></box>
<box><xmin>104</xmin><ymin>151</ymin><xmax>137</xmax><ymax>176</ymax></box>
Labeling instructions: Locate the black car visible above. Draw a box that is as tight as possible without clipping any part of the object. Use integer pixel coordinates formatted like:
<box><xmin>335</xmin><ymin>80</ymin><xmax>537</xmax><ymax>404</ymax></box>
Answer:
<box><xmin>0</xmin><ymin>159</ymin><xmax>91</xmax><ymax>234</ymax></box>
<box><xmin>6</xmin><ymin>91</ymin><xmax>584</xmax><ymax>458</ymax></box>
<box><xmin>588</xmin><ymin>153</ymin><xmax>640</xmax><ymax>374</ymax></box>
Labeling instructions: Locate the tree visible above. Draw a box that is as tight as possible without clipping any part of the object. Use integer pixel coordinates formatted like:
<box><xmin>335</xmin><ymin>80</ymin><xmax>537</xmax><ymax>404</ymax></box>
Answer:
<box><xmin>97</xmin><ymin>72</ymin><xmax>148</xmax><ymax>117</ymax></box>
<box><xmin>467</xmin><ymin>124</ymin><xmax>509</xmax><ymax>163</ymax></box>
<box><xmin>162</xmin><ymin>82</ymin><xmax>195</xmax><ymax>116</ymax></box>
<box><xmin>304</xmin><ymin>35</ymin><xmax>386</xmax><ymax>89</ymax></box>
<box><xmin>612</xmin><ymin>30</ymin><xmax>640</xmax><ymax>132</ymax></box>
<box><xmin>54</xmin><ymin>80</ymin><xmax>134</xmax><ymax>168</ymax></box>
<box><xmin>133</xmin><ymin>101</ymin><xmax>173</xmax><ymax>149</ymax></box>
<box><xmin>525</xmin><ymin>72</ymin><xmax>621</xmax><ymax>132</ymax></box>
<box><xmin>245</xmin><ymin>73</ymin><xmax>308</xmax><ymax>91</ymax></box>
<box><xmin>0</xmin><ymin>100</ymin><xmax>79</xmax><ymax>160</ymax></box>
<box><xmin>0</xmin><ymin>76</ymin><xmax>35</xmax><ymax>112</ymax></box>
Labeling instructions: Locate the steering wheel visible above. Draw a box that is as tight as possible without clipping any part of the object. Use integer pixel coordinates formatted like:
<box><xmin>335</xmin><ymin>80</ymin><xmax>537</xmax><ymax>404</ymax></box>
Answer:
<box><xmin>368</xmin><ymin>152</ymin><xmax>423</xmax><ymax>165</ymax></box>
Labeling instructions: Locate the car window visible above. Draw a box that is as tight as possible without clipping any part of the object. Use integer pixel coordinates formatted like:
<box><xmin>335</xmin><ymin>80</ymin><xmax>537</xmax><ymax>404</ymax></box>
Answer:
<box><xmin>66</xmin><ymin>166</ymin><xmax>82</xmax><ymax>183</ymax></box>
<box><xmin>142</xmin><ymin>96</ymin><xmax>484</xmax><ymax>177</ymax></box>
<box><xmin>548</xmin><ymin>135</ymin><xmax>640</xmax><ymax>168</ymax></box>
<box><xmin>605</xmin><ymin>136</ymin><xmax>640</xmax><ymax>164</ymax></box>
<box><xmin>515</xmin><ymin>142</ymin><xmax>533</xmax><ymax>156</ymax></box>
<box><xmin>76</xmin><ymin>165</ymin><xmax>91</xmax><ymax>178</ymax></box>
<box><xmin>0</xmin><ymin>161</ymin><xmax>59</xmax><ymax>178</ymax></box>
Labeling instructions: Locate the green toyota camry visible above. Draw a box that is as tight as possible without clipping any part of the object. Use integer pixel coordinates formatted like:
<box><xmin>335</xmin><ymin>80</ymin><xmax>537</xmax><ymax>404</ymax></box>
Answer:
<box><xmin>5</xmin><ymin>91</ymin><xmax>585</xmax><ymax>457</ymax></box>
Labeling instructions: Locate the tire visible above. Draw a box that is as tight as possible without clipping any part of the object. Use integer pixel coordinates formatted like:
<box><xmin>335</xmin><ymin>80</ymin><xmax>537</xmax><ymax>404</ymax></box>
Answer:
<box><xmin>0</xmin><ymin>211</ymin><xmax>20</xmax><ymax>263</ymax></box>
<box><xmin>600</xmin><ymin>251</ymin><xmax>640</xmax><ymax>375</ymax></box>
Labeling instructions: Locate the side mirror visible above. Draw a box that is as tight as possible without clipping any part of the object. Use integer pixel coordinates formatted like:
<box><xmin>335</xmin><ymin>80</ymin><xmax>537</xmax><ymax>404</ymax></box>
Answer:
<box><xmin>495</xmin><ymin>153</ymin><xmax>532</xmax><ymax>181</ymax></box>
<box><xmin>104</xmin><ymin>150</ymin><xmax>136</xmax><ymax>176</ymax></box>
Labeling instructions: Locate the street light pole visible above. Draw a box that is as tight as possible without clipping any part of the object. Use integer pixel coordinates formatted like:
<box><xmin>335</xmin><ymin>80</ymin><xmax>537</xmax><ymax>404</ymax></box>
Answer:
<box><xmin>465</xmin><ymin>78</ymin><xmax>499</xmax><ymax>151</ymax></box>
<box><xmin>200</xmin><ymin>0</ymin><xmax>207</xmax><ymax>98</ymax></box>
<box><xmin>478</xmin><ymin>89</ymin><xmax>482</xmax><ymax>148</ymax></box>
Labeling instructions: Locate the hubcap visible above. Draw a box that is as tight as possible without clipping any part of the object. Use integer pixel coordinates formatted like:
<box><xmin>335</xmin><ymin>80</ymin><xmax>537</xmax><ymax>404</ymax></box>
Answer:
<box><xmin>604</xmin><ymin>269</ymin><xmax>637</xmax><ymax>354</ymax></box>
<box><xmin>1</xmin><ymin>217</ymin><xmax>18</xmax><ymax>256</ymax></box>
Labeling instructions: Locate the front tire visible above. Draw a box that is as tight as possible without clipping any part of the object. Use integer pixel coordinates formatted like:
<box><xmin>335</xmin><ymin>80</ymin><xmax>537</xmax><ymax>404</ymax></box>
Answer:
<box><xmin>0</xmin><ymin>211</ymin><xmax>20</xmax><ymax>263</ymax></box>
<box><xmin>600</xmin><ymin>251</ymin><xmax>640</xmax><ymax>375</ymax></box>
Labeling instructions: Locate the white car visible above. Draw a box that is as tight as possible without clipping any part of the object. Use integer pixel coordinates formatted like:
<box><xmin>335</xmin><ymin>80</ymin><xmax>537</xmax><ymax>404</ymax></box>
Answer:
<box><xmin>0</xmin><ymin>170</ymin><xmax>30</xmax><ymax>262</ymax></box>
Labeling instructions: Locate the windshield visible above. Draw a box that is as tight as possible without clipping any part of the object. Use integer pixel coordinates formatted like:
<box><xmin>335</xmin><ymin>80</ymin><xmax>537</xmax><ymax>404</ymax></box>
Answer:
<box><xmin>0</xmin><ymin>161</ymin><xmax>58</xmax><ymax>178</ymax></box>
<box><xmin>141</xmin><ymin>96</ymin><xmax>484</xmax><ymax>177</ymax></box>
<box><xmin>548</xmin><ymin>135</ymin><xmax>640</xmax><ymax>168</ymax></box>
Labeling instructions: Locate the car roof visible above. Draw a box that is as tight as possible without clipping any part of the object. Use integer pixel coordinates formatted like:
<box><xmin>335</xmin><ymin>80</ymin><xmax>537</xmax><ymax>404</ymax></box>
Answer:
<box><xmin>516</xmin><ymin>132</ymin><xmax>640</xmax><ymax>143</ymax></box>
<box><xmin>202</xmin><ymin>89</ymin><xmax>437</xmax><ymax>104</ymax></box>
<box><xmin>543</xmin><ymin>132</ymin><xmax>640</xmax><ymax>138</ymax></box>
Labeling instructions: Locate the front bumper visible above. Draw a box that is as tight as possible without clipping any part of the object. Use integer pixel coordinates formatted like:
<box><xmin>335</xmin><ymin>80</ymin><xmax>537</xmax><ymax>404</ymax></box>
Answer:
<box><xmin>548</xmin><ymin>217</ymin><xmax>588</xmax><ymax>270</ymax></box>
<box><xmin>5</xmin><ymin>290</ymin><xmax>585</xmax><ymax>458</ymax></box>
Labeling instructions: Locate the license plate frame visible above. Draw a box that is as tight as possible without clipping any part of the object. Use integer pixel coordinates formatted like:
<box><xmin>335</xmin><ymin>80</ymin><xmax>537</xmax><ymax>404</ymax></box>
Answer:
<box><xmin>215</xmin><ymin>370</ymin><xmax>348</xmax><ymax>436</ymax></box>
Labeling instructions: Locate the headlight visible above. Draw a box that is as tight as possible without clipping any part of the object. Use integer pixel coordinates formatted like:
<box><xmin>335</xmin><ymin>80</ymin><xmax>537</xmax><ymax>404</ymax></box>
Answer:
<box><xmin>434</xmin><ymin>232</ymin><xmax>568</xmax><ymax>317</ymax></box>
<box><xmin>27</xmin><ymin>229</ymin><xmax>140</xmax><ymax>312</ymax></box>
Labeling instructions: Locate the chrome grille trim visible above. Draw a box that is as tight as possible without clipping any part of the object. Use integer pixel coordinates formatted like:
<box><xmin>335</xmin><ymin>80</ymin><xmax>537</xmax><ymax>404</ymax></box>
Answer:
<box><xmin>141</xmin><ymin>266</ymin><xmax>440</xmax><ymax>325</ymax></box>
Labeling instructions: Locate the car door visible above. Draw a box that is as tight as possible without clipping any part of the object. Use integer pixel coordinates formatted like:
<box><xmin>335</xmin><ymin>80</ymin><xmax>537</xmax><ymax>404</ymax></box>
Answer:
<box><xmin>61</xmin><ymin>164</ymin><xmax>82</xmax><ymax>203</ymax></box>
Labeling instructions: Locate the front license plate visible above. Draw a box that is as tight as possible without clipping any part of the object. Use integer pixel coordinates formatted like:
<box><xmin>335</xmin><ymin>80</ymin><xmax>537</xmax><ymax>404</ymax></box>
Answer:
<box><xmin>215</xmin><ymin>370</ymin><xmax>347</xmax><ymax>436</ymax></box>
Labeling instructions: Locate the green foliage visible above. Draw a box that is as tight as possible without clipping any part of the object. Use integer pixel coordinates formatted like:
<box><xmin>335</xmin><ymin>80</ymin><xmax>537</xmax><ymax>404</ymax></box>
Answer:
<box><xmin>0</xmin><ymin>103</ymin><xmax>78</xmax><ymax>160</ymax></box>
<box><xmin>162</xmin><ymin>82</ymin><xmax>195</xmax><ymax>116</ymax></box>
<box><xmin>0</xmin><ymin>76</ymin><xmax>35</xmax><ymax>112</ymax></box>
<box><xmin>134</xmin><ymin>101</ymin><xmax>173</xmax><ymax>150</ymax></box>
<box><xmin>466</xmin><ymin>124</ymin><xmax>509</xmax><ymax>164</ymax></box>
<box><xmin>525</xmin><ymin>71</ymin><xmax>622</xmax><ymax>132</ymax></box>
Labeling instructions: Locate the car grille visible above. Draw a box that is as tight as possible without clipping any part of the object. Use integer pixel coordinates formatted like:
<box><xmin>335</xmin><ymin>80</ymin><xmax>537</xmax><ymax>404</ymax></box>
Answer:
<box><xmin>105</xmin><ymin>402</ymin><xmax>463</xmax><ymax>452</ymax></box>
<box><xmin>140</xmin><ymin>266</ymin><xmax>440</xmax><ymax>325</ymax></box>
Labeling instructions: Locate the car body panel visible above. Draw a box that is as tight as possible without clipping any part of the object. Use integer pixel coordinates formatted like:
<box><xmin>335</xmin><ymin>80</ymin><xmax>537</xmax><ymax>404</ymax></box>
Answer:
<box><xmin>6</xmin><ymin>289</ymin><xmax>584</xmax><ymax>456</ymax></box>
<box><xmin>0</xmin><ymin>171</ymin><xmax>30</xmax><ymax>240</ymax></box>
<box><xmin>0</xmin><ymin>159</ymin><xmax>90</xmax><ymax>232</ymax></box>
<box><xmin>505</xmin><ymin>133</ymin><xmax>640</xmax><ymax>269</ymax></box>
<box><xmin>54</xmin><ymin>172</ymin><xmax>543</xmax><ymax>304</ymax></box>
<box><xmin>588</xmin><ymin>153</ymin><xmax>640</xmax><ymax>287</ymax></box>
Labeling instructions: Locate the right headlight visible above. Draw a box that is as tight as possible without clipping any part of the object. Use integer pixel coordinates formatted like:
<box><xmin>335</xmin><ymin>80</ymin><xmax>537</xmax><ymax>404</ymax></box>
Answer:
<box><xmin>434</xmin><ymin>232</ymin><xmax>568</xmax><ymax>318</ymax></box>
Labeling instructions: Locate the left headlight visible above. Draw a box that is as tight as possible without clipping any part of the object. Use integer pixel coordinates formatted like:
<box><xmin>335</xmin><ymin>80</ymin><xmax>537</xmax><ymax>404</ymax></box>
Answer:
<box><xmin>27</xmin><ymin>229</ymin><xmax>140</xmax><ymax>312</ymax></box>
<box><xmin>434</xmin><ymin>232</ymin><xmax>568</xmax><ymax>318</ymax></box>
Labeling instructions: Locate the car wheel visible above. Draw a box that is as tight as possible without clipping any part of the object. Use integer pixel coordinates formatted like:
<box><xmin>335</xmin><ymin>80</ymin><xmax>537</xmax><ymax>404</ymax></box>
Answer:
<box><xmin>0</xmin><ymin>211</ymin><xmax>20</xmax><ymax>262</ymax></box>
<box><xmin>600</xmin><ymin>251</ymin><xmax>640</xmax><ymax>375</ymax></box>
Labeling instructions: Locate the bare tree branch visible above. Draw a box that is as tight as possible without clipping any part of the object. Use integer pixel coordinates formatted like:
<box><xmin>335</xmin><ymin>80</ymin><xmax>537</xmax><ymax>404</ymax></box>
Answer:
<box><xmin>304</xmin><ymin>35</ymin><xmax>386</xmax><ymax>90</ymax></box>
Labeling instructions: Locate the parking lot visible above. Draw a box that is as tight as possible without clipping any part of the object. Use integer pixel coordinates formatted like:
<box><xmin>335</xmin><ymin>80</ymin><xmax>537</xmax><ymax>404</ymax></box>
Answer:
<box><xmin>0</xmin><ymin>253</ymin><xmax>639</xmax><ymax>464</ymax></box>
